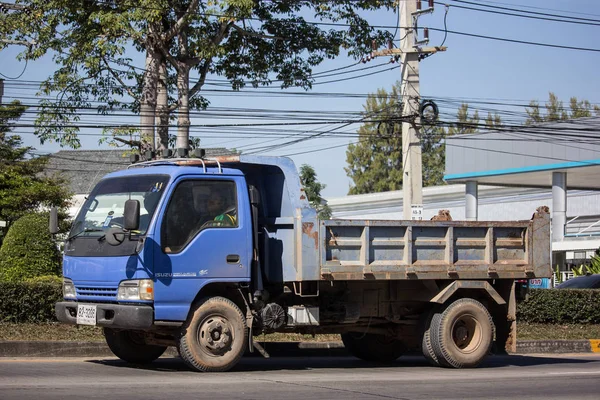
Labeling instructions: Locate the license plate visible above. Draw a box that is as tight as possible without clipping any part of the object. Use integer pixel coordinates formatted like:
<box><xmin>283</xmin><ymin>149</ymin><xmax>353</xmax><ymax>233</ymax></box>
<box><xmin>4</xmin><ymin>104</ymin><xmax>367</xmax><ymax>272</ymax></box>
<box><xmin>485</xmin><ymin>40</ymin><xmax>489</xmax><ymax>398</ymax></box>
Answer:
<box><xmin>76</xmin><ymin>304</ymin><xmax>97</xmax><ymax>326</ymax></box>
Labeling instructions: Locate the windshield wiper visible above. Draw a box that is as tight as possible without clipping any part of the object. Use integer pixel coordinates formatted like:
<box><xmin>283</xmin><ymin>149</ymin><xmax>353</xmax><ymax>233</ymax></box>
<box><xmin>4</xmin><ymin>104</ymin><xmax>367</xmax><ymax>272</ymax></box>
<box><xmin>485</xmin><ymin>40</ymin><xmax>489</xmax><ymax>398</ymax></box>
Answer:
<box><xmin>66</xmin><ymin>228</ymin><xmax>105</xmax><ymax>242</ymax></box>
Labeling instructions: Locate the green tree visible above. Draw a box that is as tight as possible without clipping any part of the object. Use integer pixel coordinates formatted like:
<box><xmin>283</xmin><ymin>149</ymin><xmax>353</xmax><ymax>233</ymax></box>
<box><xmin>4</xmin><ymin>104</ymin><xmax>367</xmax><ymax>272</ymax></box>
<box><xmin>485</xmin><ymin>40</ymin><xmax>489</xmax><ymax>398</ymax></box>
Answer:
<box><xmin>346</xmin><ymin>82</ymin><xmax>474</xmax><ymax>193</ymax></box>
<box><xmin>526</xmin><ymin>92</ymin><xmax>600</xmax><ymax>124</ymax></box>
<box><xmin>345</xmin><ymin>83</ymin><xmax>404</xmax><ymax>194</ymax></box>
<box><xmin>0</xmin><ymin>100</ymin><xmax>71</xmax><ymax>241</ymax></box>
<box><xmin>448</xmin><ymin>103</ymin><xmax>480</xmax><ymax>135</ymax></box>
<box><xmin>299</xmin><ymin>164</ymin><xmax>331</xmax><ymax>220</ymax></box>
<box><xmin>485</xmin><ymin>112</ymin><xmax>503</xmax><ymax>130</ymax></box>
<box><xmin>421</xmin><ymin>124</ymin><xmax>447</xmax><ymax>187</ymax></box>
<box><xmin>2</xmin><ymin>0</ymin><xmax>396</xmax><ymax>152</ymax></box>
<box><xmin>0</xmin><ymin>212</ymin><xmax>62</xmax><ymax>282</ymax></box>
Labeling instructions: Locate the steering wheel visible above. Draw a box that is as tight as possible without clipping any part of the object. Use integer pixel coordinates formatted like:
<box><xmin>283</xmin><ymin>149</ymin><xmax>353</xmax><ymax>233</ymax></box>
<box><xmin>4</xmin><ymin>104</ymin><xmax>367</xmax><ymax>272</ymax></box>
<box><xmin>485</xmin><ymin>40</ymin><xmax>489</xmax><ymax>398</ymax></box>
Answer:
<box><xmin>200</xmin><ymin>220</ymin><xmax>221</xmax><ymax>230</ymax></box>
<box><xmin>108</xmin><ymin>220</ymin><xmax>123</xmax><ymax>229</ymax></box>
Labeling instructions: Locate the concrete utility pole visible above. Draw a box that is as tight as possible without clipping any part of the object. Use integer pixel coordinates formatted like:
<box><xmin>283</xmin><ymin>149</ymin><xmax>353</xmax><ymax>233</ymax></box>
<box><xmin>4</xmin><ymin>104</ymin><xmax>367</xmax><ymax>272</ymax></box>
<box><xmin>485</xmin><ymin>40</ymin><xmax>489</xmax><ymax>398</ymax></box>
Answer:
<box><xmin>400</xmin><ymin>0</ymin><xmax>423</xmax><ymax>220</ymax></box>
<box><xmin>371</xmin><ymin>0</ymin><xmax>446</xmax><ymax>220</ymax></box>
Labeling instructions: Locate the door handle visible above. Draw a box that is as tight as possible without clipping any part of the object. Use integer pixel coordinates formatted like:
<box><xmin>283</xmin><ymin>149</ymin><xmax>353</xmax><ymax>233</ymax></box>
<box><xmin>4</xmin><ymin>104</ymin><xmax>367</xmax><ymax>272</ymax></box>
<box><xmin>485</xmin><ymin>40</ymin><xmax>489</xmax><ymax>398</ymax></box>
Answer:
<box><xmin>226</xmin><ymin>254</ymin><xmax>240</xmax><ymax>264</ymax></box>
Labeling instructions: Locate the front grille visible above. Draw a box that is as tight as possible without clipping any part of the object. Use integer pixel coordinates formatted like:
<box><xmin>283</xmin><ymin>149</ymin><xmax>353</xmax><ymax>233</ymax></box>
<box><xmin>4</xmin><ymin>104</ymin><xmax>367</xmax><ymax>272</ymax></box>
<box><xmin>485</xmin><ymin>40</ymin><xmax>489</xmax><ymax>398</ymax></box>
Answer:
<box><xmin>76</xmin><ymin>286</ymin><xmax>118</xmax><ymax>298</ymax></box>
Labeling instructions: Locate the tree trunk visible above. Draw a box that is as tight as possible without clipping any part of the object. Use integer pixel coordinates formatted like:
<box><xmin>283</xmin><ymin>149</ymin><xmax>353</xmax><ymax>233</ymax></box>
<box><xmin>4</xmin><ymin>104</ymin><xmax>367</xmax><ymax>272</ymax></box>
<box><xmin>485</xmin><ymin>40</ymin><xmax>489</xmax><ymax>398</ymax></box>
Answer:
<box><xmin>140</xmin><ymin>47</ymin><xmax>160</xmax><ymax>152</ymax></box>
<box><xmin>156</xmin><ymin>56</ymin><xmax>169</xmax><ymax>153</ymax></box>
<box><xmin>176</xmin><ymin>66</ymin><xmax>190</xmax><ymax>150</ymax></box>
<box><xmin>176</xmin><ymin>25</ymin><xmax>190</xmax><ymax>151</ymax></box>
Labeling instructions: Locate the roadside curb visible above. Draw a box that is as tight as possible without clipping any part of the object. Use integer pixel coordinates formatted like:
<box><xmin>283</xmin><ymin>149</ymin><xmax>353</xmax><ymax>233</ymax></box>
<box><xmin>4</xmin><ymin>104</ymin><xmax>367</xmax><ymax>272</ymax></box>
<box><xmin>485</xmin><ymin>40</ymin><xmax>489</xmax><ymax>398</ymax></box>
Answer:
<box><xmin>515</xmin><ymin>339</ymin><xmax>600</xmax><ymax>354</ymax></box>
<box><xmin>0</xmin><ymin>339</ymin><xmax>599</xmax><ymax>358</ymax></box>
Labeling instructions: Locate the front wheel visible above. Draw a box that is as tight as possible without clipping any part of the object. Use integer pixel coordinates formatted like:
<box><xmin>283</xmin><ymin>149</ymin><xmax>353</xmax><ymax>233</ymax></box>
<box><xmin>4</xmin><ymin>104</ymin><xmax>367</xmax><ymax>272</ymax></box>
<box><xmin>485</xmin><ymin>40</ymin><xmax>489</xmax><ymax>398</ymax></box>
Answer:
<box><xmin>430</xmin><ymin>298</ymin><xmax>494</xmax><ymax>368</ymax></box>
<box><xmin>341</xmin><ymin>332</ymin><xmax>405</xmax><ymax>363</ymax></box>
<box><xmin>103</xmin><ymin>328</ymin><xmax>167</xmax><ymax>364</ymax></box>
<box><xmin>178</xmin><ymin>297</ymin><xmax>248</xmax><ymax>372</ymax></box>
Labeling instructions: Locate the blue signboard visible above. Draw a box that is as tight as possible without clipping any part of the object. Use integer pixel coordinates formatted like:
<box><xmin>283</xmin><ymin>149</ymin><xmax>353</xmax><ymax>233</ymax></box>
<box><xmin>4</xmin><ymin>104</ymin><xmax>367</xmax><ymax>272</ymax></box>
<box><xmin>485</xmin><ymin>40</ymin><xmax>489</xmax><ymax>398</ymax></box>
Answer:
<box><xmin>529</xmin><ymin>278</ymin><xmax>552</xmax><ymax>289</ymax></box>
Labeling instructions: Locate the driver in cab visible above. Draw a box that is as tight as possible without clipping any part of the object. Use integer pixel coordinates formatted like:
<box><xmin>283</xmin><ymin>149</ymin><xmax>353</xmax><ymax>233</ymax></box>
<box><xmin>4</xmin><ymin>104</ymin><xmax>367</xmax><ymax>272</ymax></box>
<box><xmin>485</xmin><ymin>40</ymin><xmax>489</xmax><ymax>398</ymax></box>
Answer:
<box><xmin>206</xmin><ymin>195</ymin><xmax>236</xmax><ymax>227</ymax></box>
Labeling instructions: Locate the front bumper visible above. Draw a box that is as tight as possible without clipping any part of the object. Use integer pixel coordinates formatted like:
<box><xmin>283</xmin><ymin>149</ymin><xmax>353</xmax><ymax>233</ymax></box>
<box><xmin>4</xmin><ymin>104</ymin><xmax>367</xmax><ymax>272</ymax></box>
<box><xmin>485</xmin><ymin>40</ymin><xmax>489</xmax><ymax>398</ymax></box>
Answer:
<box><xmin>56</xmin><ymin>302</ymin><xmax>154</xmax><ymax>330</ymax></box>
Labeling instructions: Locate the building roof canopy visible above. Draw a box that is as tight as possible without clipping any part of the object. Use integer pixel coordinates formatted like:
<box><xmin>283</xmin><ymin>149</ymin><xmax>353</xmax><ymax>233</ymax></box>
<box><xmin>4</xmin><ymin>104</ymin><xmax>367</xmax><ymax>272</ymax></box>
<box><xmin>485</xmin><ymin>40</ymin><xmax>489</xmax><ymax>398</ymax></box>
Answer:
<box><xmin>444</xmin><ymin>117</ymin><xmax>600</xmax><ymax>190</ymax></box>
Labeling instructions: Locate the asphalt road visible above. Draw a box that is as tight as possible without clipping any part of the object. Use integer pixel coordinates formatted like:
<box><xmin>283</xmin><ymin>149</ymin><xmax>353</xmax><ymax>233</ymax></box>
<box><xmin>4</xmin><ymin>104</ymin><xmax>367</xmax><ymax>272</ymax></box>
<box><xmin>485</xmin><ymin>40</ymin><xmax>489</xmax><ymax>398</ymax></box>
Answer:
<box><xmin>0</xmin><ymin>354</ymin><xmax>599</xmax><ymax>400</ymax></box>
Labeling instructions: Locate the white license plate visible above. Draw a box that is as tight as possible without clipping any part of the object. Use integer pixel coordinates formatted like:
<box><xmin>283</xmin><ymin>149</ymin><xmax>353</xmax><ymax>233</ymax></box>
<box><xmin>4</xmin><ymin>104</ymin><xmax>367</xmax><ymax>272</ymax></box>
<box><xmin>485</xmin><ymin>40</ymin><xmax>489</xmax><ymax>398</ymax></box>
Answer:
<box><xmin>76</xmin><ymin>304</ymin><xmax>97</xmax><ymax>326</ymax></box>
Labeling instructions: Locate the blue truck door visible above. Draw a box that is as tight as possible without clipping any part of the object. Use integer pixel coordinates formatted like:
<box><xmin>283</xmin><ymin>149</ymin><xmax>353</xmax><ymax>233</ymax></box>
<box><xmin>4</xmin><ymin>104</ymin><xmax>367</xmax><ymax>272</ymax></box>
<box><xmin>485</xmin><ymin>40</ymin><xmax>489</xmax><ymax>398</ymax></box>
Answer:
<box><xmin>151</xmin><ymin>177</ymin><xmax>252</xmax><ymax>321</ymax></box>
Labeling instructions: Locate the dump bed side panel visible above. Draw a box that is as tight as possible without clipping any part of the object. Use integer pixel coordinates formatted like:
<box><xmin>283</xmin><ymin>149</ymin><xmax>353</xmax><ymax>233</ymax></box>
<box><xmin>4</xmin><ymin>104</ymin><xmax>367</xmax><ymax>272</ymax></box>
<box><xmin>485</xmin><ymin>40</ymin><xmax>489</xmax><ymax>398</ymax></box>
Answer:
<box><xmin>319</xmin><ymin>209</ymin><xmax>551</xmax><ymax>281</ymax></box>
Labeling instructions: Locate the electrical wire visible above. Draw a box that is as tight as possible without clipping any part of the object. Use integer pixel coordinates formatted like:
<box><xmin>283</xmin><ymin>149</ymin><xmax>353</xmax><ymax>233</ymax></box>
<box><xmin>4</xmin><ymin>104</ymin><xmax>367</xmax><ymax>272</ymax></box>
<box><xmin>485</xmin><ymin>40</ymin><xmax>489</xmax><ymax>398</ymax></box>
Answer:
<box><xmin>0</xmin><ymin>58</ymin><xmax>29</xmax><ymax>80</ymax></box>
<box><xmin>440</xmin><ymin>4</ymin><xmax>449</xmax><ymax>47</ymax></box>
<box><xmin>447</xmin><ymin>0</ymin><xmax>600</xmax><ymax>23</ymax></box>
<box><xmin>473</xmin><ymin>0</ymin><xmax>600</xmax><ymax>18</ymax></box>
<box><xmin>443</xmin><ymin>1</ymin><xmax>600</xmax><ymax>27</ymax></box>
<box><xmin>425</xmin><ymin>27</ymin><xmax>600</xmax><ymax>53</ymax></box>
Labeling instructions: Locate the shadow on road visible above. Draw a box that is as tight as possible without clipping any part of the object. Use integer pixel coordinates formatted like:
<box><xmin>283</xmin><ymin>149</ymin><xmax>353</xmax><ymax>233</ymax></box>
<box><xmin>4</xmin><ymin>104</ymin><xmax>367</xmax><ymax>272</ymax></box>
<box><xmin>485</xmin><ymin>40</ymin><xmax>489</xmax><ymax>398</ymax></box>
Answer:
<box><xmin>86</xmin><ymin>353</ymin><xmax>599</xmax><ymax>373</ymax></box>
<box><xmin>481</xmin><ymin>354</ymin><xmax>599</xmax><ymax>368</ymax></box>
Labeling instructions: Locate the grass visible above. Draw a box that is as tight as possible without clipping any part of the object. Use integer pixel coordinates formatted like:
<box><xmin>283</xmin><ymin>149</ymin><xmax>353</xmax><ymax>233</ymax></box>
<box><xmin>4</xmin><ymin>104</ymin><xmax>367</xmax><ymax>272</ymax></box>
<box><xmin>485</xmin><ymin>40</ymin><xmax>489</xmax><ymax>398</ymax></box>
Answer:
<box><xmin>0</xmin><ymin>322</ymin><xmax>599</xmax><ymax>342</ymax></box>
<box><xmin>517</xmin><ymin>322</ymin><xmax>600</xmax><ymax>340</ymax></box>
<box><xmin>0</xmin><ymin>323</ymin><xmax>340</xmax><ymax>342</ymax></box>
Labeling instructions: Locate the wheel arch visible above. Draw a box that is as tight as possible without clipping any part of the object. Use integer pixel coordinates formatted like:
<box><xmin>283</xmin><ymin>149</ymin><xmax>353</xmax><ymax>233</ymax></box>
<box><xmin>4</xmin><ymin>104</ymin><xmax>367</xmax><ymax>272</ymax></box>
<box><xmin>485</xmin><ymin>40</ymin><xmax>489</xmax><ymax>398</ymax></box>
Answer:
<box><xmin>429</xmin><ymin>281</ymin><xmax>506</xmax><ymax>306</ymax></box>
<box><xmin>186</xmin><ymin>281</ymin><xmax>249</xmax><ymax>323</ymax></box>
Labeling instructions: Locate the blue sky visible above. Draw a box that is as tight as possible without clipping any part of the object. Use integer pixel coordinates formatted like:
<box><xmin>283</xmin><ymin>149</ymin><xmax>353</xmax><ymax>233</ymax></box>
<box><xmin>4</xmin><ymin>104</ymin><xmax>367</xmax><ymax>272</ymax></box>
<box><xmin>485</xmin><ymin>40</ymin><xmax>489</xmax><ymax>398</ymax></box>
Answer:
<box><xmin>2</xmin><ymin>0</ymin><xmax>600</xmax><ymax>198</ymax></box>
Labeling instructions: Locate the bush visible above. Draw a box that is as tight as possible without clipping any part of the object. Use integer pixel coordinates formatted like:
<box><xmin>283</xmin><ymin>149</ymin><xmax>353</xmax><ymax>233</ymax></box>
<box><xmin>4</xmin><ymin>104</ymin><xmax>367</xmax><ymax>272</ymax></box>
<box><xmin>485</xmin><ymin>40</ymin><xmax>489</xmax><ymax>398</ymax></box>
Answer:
<box><xmin>25</xmin><ymin>275</ymin><xmax>63</xmax><ymax>284</ymax></box>
<box><xmin>517</xmin><ymin>288</ymin><xmax>600</xmax><ymax>324</ymax></box>
<box><xmin>0</xmin><ymin>212</ymin><xmax>62</xmax><ymax>282</ymax></box>
<box><xmin>0</xmin><ymin>281</ymin><xmax>62</xmax><ymax>323</ymax></box>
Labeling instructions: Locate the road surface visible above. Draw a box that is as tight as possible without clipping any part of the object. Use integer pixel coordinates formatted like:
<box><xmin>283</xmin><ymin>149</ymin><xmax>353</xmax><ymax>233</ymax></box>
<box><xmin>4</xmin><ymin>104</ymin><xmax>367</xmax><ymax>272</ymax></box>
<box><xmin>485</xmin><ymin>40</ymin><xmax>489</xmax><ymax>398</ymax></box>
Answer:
<box><xmin>1</xmin><ymin>354</ymin><xmax>599</xmax><ymax>399</ymax></box>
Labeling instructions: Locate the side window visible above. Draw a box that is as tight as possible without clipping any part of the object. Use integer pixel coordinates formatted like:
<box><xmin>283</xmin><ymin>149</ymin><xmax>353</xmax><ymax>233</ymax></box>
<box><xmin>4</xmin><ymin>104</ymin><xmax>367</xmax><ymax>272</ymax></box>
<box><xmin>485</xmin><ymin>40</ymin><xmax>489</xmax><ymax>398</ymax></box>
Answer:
<box><xmin>162</xmin><ymin>180</ymin><xmax>238</xmax><ymax>253</ymax></box>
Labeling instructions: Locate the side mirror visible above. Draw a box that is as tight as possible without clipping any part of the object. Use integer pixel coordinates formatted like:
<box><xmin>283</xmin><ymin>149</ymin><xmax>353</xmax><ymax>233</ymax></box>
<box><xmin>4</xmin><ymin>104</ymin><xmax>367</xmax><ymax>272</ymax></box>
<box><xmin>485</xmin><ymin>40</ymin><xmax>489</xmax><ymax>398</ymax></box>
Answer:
<box><xmin>123</xmin><ymin>200</ymin><xmax>140</xmax><ymax>231</ymax></box>
<box><xmin>49</xmin><ymin>207</ymin><xmax>59</xmax><ymax>234</ymax></box>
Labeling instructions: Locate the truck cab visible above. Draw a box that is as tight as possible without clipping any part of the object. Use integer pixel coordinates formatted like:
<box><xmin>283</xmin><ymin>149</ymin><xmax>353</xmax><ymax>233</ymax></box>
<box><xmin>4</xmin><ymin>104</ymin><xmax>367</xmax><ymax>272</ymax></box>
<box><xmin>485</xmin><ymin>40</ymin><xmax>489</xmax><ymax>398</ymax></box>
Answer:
<box><xmin>57</xmin><ymin>155</ymin><xmax>320</xmax><ymax>370</ymax></box>
<box><xmin>58</xmin><ymin>164</ymin><xmax>253</xmax><ymax>325</ymax></box>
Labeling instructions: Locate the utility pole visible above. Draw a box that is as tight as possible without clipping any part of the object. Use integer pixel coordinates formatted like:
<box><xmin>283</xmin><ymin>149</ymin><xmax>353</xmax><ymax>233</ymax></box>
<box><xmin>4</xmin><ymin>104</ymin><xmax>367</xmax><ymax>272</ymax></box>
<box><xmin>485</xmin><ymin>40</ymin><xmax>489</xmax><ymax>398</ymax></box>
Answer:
<box><xmin>0</xmin><ymin>79</ymin><xmax>4</xmax><ymax>104</ymax></box>
<box><xmin>372</xmin><ymin>0</ymin><xmax>445</xmax><ymax>220</ymax></box>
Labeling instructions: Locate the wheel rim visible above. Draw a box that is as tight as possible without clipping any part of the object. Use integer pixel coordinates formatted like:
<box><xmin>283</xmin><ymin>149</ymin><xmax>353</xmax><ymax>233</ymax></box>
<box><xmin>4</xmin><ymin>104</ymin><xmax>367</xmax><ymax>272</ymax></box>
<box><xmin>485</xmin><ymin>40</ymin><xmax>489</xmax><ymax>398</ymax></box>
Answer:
<box><xmin>197</xmin><ymin>314</ymin><xmax>234</xmax><ymax>357</ymax></box>
<box><xmin>451</xmin><ymin>313</ymin><xmax>482</xmax><ymax>354</ymax></box>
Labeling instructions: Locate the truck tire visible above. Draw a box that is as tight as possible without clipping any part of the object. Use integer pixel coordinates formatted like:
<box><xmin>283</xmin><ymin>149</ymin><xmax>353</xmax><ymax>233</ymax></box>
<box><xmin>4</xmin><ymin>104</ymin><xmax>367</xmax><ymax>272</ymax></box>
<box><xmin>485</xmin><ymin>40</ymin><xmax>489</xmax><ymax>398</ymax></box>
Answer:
<box><xmin>178</xmin><ymin>296</ymin><xmax>248</xmax><ymax>372</ymax></box>
<box><xmin>341</xmin><ymin>332</ymin><xmax>405</xmax><ymax>363</ymax></box>
<box><xmin>430</xmin><ymin>298</ymin><xmax>494</xmax><ymax>368</ymax></box>
<box><xmin>420</xmin><ymin>309</ymin><xmax>441</xmax><ymax>367</ymax></box>
<box><xmin>103</xmin><ymin>328</ymin><xmax>167</xmax><ymax>364</ymax></box>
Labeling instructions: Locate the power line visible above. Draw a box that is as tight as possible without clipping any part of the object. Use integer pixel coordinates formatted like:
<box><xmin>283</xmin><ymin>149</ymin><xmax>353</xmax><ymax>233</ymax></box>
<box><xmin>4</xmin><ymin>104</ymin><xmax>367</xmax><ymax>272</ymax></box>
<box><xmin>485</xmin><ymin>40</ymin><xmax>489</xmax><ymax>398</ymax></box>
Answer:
<box><xmin>0</xmin><ymin>58</ymin><xmax>29</xmax><ymax>80</ymax></box>
<box><xmin>445</xmin><ymin>2</ymin><xmax>600</xmax><ymax>27</ymax></box>
<box><xmin>473</xmin><ymin>0</ymin><xmax>600</xmax><ymax>18</ymax></box>
<box><xmin>422</xmin><ymin>27</ymin><xmax>600</xmax><ymax>53</ymax></box>
<box><xmin>447</xmin><ymin>0</ymin><xmax>600</xmax><ymax>23</ymax></box>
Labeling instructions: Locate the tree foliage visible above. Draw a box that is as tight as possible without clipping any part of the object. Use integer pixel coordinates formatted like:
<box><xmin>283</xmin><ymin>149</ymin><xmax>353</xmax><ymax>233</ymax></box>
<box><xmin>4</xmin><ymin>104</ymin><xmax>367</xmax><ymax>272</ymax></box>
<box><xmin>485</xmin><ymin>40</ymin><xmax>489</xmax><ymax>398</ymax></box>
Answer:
<box><xmin>421</xmin><ymin>124</ymin><xmax>447</xmax><ymax>187</ymax></box>
<box><xmin>299</xmin><ymin>164</ymin><xmax>331</xmax><ymax>220</ymax></box>
<box><xmin>526</xmin><ymin>92</ymin><xmax>600</xmax><ymax>124</ymax></box>
<box><xmin>447</xmin><ymin>103</ymin><xmax>480</xmax><ymax>135</ymax></box>
<box><xmin>345</xmin><ymin>82</ymin><xmax>469</xmax><ymax>194</ymax></box>
<box><xmin>0</xmin><ymin>212</ymin><xmax>62</xmax><ymax>282</ymax></box>
<box><xmin>2</xmin><ymin>0</ymin><xmax>396</xmax><ymax>151</ymax></box>
<box><xmin>345</xmin><ymin>83</ymin><xmax>404</xmax><ymax>195</ymax></box>
<box><xmin>0</xmin><ymin>101</ymin><xmax>72</xmax><ymax>241</ymax></box>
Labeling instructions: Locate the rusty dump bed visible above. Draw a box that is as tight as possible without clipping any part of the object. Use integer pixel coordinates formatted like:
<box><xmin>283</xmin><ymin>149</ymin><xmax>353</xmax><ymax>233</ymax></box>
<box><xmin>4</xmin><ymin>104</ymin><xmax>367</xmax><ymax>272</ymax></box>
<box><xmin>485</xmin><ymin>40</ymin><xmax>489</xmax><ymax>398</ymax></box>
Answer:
<box><xmin>318</xmin><ymin>207</ymin><xmax>551</xmax><ymax>281</ymax></box>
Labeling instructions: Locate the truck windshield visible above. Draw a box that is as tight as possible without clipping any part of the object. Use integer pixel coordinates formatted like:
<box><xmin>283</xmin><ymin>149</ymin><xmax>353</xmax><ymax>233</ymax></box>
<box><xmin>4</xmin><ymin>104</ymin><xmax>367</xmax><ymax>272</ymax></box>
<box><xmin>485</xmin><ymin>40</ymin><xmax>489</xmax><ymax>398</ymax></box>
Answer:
<box><xmin>69</xmin><ymin>175</ymin><xmax>170</xmax><ymax>238</ymax></box>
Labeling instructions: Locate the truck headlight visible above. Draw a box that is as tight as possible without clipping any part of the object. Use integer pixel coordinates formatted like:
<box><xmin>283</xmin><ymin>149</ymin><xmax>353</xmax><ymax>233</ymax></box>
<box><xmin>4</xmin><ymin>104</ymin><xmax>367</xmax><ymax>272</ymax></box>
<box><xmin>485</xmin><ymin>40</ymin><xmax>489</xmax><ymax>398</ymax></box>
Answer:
<box><xmin>117</xmin><ymin>279</ymin><xmax>154</xmax><ymax>301</ymax></box>
<box><xmin>63</xmin><ymin>279</ymin><xmax>76</xmax><ymax>299</ymax></box>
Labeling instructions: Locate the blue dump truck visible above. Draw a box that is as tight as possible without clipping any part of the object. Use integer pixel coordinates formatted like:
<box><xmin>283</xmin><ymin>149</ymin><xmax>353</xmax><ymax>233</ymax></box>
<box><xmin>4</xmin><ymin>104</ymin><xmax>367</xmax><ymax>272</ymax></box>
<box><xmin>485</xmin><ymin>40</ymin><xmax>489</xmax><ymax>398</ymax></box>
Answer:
<box><xmin>54</xmin><ymin>155</ymin><xmax>551</xmax><ymax>371</ymax></box>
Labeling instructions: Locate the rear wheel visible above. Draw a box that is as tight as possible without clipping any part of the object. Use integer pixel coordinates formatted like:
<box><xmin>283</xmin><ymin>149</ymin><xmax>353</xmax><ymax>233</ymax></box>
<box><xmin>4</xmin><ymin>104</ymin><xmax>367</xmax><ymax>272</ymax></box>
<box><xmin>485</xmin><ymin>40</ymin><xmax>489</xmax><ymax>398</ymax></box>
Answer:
<box><xmin>103</xmin><ymin>328</ymin><xmax>167</xmax><ymax>364</ymax></box>
<box><xmin>430</xmin><ymin>298</ymin><xmax>494</xmax><ymax>368</ymax></box>
<box><xmin>341</xmin><ymin>332</ymin><xmax>405</xmax><ymax>363</ymax></box>
<box><xmin>178</xmin><ymin>297</ymin><xmax>248</xmax><ymax>372</ymax></box>
<box><xmin>420</xmin><ymin>309</ymin><xmax>441</xmax><ymax>367</ymax></box>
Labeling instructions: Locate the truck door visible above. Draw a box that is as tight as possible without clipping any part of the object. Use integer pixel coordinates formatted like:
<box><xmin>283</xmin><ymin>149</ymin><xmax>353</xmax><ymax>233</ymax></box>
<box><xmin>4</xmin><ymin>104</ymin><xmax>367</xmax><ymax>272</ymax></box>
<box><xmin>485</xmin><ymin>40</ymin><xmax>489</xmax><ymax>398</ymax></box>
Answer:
<box><xmin>152</xmin><ymin>177</ymin><xmax>251</xmax><ymax>321</ymax></box>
